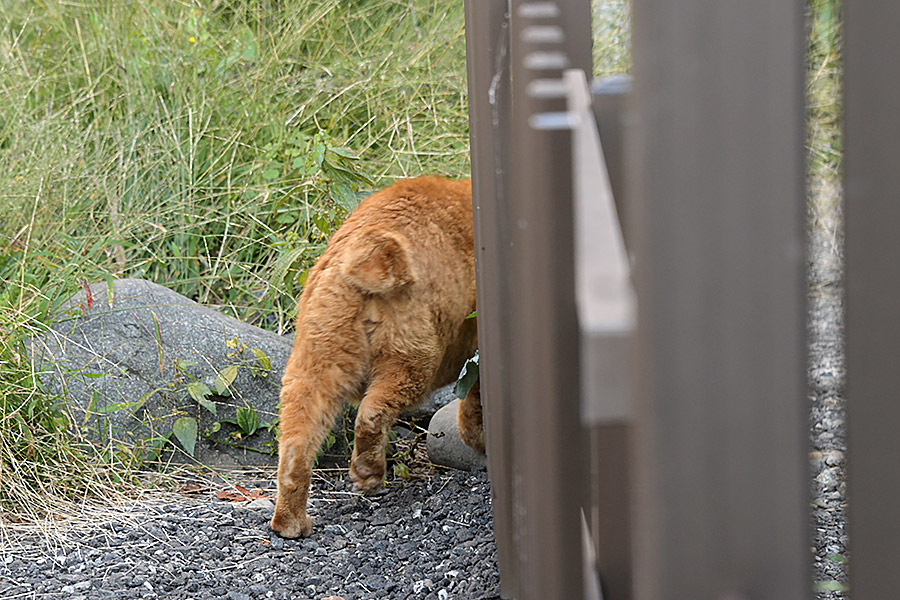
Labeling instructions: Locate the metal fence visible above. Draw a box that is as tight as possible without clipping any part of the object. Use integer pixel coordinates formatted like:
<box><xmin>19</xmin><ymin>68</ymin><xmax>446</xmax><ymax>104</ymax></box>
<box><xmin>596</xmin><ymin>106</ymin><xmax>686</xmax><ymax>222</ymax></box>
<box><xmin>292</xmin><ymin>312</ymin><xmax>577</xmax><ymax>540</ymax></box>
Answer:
<box><xmin>460</xmin><ymin>0</ymin><xmax>866</xmax><ymax>598</ymax></box>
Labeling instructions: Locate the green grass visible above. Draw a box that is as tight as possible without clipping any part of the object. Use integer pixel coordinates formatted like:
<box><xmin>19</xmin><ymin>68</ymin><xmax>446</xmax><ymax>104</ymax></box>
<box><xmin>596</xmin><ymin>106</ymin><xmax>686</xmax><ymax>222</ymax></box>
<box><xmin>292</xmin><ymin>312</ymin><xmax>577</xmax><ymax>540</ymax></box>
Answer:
<box><xmin>0</xmin><ymin>0</ymin><xmax>475</xmax><ymax>521</ymax></box>
<box><xmin>806</xmin><ymin>0</ymin><xmax>842</xmax><ymax>230</ymax></box>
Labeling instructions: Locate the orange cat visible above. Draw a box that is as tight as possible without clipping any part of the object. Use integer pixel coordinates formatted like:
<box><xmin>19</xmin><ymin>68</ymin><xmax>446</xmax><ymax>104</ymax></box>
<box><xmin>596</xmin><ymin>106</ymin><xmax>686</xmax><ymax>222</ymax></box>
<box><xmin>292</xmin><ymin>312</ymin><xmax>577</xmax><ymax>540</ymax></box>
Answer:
<box><xmin>270</xmin><ymin>177</ymin><xmax>483</xmax><ymax>538</ymax></box>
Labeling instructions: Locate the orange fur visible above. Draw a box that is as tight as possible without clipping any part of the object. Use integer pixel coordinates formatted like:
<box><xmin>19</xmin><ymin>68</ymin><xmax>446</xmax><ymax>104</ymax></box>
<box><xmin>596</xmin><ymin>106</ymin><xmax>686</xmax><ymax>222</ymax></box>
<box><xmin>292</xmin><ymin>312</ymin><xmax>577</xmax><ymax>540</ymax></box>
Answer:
<box><xmin>270</xmin><ymin>177</ymin><xmax>483</xmax><ymax>538</ymax></box>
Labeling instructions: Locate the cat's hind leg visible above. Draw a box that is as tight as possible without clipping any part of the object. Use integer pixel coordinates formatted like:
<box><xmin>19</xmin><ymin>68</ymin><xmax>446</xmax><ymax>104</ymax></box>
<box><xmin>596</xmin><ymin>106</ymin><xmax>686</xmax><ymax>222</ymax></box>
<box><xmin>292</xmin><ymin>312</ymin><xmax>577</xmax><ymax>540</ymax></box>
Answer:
<box><xmin>457</xmin><ymin>380</ymin><xmax>485</xmax><ymax>453</ymax></box>
<box><xmin>271</xmin><ymin>367</ymin><xmax>359</xmax><ymax>538</ymax></box>
<box><xmin>349</xmin><ymin>358</ymin><xmax>435</xmax><ymax>493</ymax></box>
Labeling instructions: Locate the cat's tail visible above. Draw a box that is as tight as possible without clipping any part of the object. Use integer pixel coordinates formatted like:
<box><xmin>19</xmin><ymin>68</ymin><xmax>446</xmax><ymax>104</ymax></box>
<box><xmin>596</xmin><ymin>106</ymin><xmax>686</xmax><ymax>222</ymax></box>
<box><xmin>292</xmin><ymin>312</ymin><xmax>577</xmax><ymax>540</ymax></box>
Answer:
<box><xmin>340</xmin><ymin>230</ymin><xmax>416</xmax><ymax>295</ymax></box>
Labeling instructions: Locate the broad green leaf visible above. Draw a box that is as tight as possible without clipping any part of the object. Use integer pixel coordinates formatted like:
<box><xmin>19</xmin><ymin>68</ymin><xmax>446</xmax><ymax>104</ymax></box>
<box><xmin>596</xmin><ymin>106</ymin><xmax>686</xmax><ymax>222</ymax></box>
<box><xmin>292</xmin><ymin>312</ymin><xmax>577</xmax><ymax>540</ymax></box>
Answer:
<box><xmin>236</xmin><ymin>406</ymin><xmax>260</xmax><ymax>436</ymax></box>
<box><xmin>454</xmin><ymin>351</ymin><xmax>480</xmax><ymax>399</ymax></box>
<box><xmin>139</xmin><ymin>434</ymin><xmax>171</xmax><ymax>463</ymax></box>
<box><xmin>187</xmin><ymin>381</ymin><xmax>216</xmax><ymax>415</ymax></box>
<box><xmin>330</xmin><ymin>182</ymin><xmax>360</xmax><ymax>212</ymax></box>
<box><xmin>239</xmin><ymin>28</ymin><xmax>258</xmax><ymax>61</ymax></box>
<box><xmin>173</xmin><ymin>416</ymin><xmax>199</xmax><ymax>456</ymax></box>
<box><xmin>214</xmin><ymin>365</ymin><xmax>239</xmax><ymax>394</ymax></box>
<box><xmin>251</xmin><ymin>348</ymin><xmax>272</xmax><ymax>373</ymax></box>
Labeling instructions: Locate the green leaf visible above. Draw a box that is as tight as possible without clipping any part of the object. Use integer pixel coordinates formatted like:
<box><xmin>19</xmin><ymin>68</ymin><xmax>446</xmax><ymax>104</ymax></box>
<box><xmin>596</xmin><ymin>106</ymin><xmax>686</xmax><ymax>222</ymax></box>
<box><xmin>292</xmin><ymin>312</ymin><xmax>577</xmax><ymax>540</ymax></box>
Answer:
<box><xmin>327</xmin><ymin>145</ymin><xmax>359</xmax><ymax>160</ymax></box>
<box><xmin>263</xmin><ymin>168</ymin><xmax>280</xmax><ymax>181</ymax></box>
<box><xmin>296</xmin><ymin>269</ymin><xmax>310</xmax><ymax>287</ymax></box>
<box><xmin>176</xmin><ymin>359</ymin><xmax>198</xmax><ymax>370</ymax></box>
<box><xmin>330</xmin><ymin>182</ymin><xmax>360</xmax><ymax>212</ymax></box>
<box><xmin>269</xmin><ymin>245</ymin><xmax>306</xmax><ymax>289</ymax></box>
<box><xmin>213</xmin><ymin>365</ymin><xmax>239</xmax><ymax>394</ymax></box>
<box><xmin>312</xmin><ymin>213</ymin><xmax>332</xmax><ymax>235</ymax></box>
<box><xmin>139</xmin><ymin>434</ymin><xmax>171</xmax><ymax>463</ymax></box>
<box><xmin>312</xmin><ymin>142</ymin><xmax>326</xmax><ymax>167</ymax></box>
<box><xmin>84</xmin><ymin>391</ymin><xmax>100</xmax><ymax>424</ymax></box>
<box><xmin>454</xmin><ymin>351</ymin><xmax>480</xmax><ymax>399</ymax></box>
<box><xmin>187</xmin><ymin>381</ymin><xmax>215</xmax><ymax>414</ymax></box>
<box><xmin>251</xmin><ymin>347</ymin><xmax>272</xmax><ymax>374</ymax></box>
<box><xmin>236</xmin><ymin>406</ymin><xmax>260</xmax><ymax>436</ymax></box>
<box><xmin>393</xmin><ymin>461</ymin><xmax>410</xmax><ymax>480</ymax></box>
<box><xmin>238</xmin><ymin>28</ymin><xmax>258</xmax><ymax>61</ymax></box>
<box><xmin>173</xmin><ymin>416</ymin><xmax>199</xmax><ymax>456</ymax></box>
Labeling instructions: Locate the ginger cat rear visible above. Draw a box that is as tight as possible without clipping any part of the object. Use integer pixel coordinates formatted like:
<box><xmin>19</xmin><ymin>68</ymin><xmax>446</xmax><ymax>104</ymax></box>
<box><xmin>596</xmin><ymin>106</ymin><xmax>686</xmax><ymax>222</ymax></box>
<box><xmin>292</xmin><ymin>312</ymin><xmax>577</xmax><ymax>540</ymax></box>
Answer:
<box><xmin>270</xmin><ymin>177</ymin><xmax>483</xmax><ymax>538</ymax></box>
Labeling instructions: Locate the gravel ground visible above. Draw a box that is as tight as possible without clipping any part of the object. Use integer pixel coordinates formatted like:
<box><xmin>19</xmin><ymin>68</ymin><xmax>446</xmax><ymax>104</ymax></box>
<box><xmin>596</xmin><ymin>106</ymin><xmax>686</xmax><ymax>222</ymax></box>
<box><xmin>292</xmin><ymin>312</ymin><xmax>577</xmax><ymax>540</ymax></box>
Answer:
<box><xmin>1</xmin><ymin>199</ymin><xmax>847</xmax><ymax>600</ymax></box>
<box><xmin>0</xmin><ymin>469</ymin><xmax>500</xmax><ymax>600</ymax></box>
<box><xmin>808</xmin><ymin>187</ymin><xmax>848</xmax><ymax>598</ymax></box>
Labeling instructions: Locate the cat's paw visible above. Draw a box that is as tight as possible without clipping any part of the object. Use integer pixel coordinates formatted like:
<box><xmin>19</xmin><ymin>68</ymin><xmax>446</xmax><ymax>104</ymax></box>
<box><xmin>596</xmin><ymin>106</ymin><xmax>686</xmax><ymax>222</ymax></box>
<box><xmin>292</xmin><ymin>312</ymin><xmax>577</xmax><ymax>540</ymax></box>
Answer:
<box><xmin>270</xmin><ymin>510</ymin><xmax>313</xmax><ymax>538</ymax></box>
<box><xmin>349</xmin><ymin>456</ymin><xmax>386</xmax><ymax>494</ymax></box>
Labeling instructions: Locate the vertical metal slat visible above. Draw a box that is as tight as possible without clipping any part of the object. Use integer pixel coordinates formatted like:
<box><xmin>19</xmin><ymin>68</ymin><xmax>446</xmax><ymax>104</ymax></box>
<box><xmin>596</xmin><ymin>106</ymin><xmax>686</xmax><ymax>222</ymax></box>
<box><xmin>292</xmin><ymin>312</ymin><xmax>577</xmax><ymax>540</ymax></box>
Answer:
<box><xmin>844</xmin><ymin>2</ymin><xmax>900</xmax><ymax>597</ymax></box>
<box><xmin>463</xmin><ymin>0</ymin><xmax>517</xmax><ymax>597</ymax></box>
<box><xmin>629</xmin><ymin>1</ymin><xmax>809</xmax><ymax>597</ymax></box>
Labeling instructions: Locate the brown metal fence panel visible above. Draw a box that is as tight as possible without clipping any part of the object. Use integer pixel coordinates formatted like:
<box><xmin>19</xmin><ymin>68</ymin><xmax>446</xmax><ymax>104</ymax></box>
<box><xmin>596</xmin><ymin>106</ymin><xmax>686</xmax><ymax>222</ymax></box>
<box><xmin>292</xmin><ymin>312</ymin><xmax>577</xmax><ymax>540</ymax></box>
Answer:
<box><xmin>463</xmin><ymin>1</ymin><xmax>517</xmax><ymax>597</ymax></box>
<box><xmin>466</xmin><ymin>0</ymin><xmax>596</xmax><ymax>597</ymax></box>
<box><xmin>629</xmin><ymin>1</ymin><xmax>809</xmax><ymax>598</ymax></box>
<box><xmin>844</xmin><ymin>3</ymin><xmax>900</xmax><ymax>597</ymax></box>
<box><xmin>466</xmin><ymin>1</ymin><xmax>812</xmax><ymax>598</ymax></box>
<box><xmin>505</xmin><ymin>1</ymin><xmax>589</xmax><ymax>598</ymax></box>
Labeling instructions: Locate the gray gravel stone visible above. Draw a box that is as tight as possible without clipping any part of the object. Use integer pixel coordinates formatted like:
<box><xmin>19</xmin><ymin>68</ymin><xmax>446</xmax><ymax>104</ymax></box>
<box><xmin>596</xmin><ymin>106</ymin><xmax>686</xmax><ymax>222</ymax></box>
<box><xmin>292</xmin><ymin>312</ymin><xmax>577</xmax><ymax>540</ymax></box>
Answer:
<box><xmin>3</xmin><ymin>470</ymin><xmax>500</xmax><ymax>600</ymax></box>
<box><xmin>808</xmin><ymin>183</ymin><xmax>848</xmax><ymax>599</ymax></box>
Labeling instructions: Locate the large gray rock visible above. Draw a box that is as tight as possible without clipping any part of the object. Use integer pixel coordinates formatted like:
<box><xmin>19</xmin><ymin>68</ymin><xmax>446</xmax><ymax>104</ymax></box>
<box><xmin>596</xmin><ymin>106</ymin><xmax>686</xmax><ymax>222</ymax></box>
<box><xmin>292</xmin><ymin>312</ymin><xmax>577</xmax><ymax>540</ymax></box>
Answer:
<box><xmin>426</xmin><ymin>399</ymin><xmax>487</xmax><ymax>471</ymax></box>
<box><xmin>29</xmin><ymin>278</ymin><xmax>460</xmax><ymax>467</ymax></box>
<box><xmin>29</xmin><ymin>279</ymin><xmax>292</xmax><ymax>466</ymax></box>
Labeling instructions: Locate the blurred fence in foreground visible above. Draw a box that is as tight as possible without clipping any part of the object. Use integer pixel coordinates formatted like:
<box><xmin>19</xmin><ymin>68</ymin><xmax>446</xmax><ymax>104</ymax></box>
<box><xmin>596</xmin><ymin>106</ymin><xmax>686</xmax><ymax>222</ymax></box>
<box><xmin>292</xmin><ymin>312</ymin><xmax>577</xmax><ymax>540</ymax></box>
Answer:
<box><xmin>461</xmin><ymin>0</ymin><xmax>852</xmax><ymax>597</ymax></box>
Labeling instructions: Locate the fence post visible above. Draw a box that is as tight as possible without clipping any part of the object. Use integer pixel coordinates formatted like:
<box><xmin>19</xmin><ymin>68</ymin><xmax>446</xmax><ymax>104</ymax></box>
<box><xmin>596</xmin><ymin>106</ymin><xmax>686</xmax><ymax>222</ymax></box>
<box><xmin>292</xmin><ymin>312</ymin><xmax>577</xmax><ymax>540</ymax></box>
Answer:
<box><xmin>463</xmin><ymin>1</ymin><xmax>517</xmax><ymax>597</ymax></box>
<box><xmin>628</xmin><ymin>1</ymin><xmax>809</xmax><ymax>598</ymax></box>
<box><xmin>844</xmin><ymin>3</ymin><xmax>900</xmax><ymax>597</ymax></box>
<box><xmin>504</xmin><ymin>1</ymin><xmax>592</xmax><ymax>598</ymax></box>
